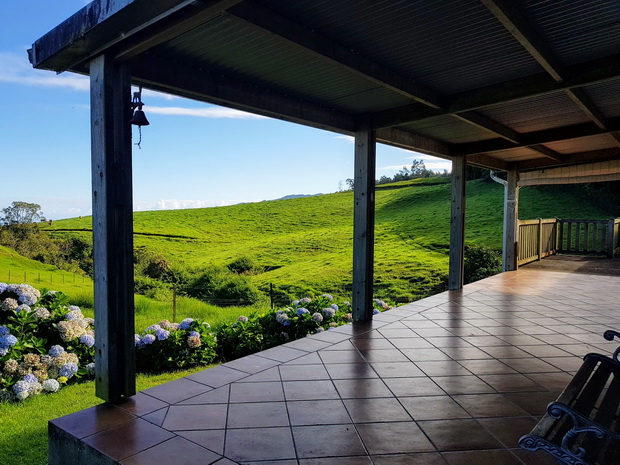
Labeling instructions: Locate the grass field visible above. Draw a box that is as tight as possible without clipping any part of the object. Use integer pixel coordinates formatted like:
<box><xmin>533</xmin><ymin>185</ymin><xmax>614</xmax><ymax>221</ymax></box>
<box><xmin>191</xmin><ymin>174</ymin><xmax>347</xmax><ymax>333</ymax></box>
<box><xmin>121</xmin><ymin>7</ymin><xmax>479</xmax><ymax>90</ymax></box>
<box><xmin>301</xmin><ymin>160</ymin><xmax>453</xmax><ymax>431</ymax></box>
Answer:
<box><xmin>40</xmin><ymin>178</ymin><xmax>614</xmax><ymax>302</ymax></box>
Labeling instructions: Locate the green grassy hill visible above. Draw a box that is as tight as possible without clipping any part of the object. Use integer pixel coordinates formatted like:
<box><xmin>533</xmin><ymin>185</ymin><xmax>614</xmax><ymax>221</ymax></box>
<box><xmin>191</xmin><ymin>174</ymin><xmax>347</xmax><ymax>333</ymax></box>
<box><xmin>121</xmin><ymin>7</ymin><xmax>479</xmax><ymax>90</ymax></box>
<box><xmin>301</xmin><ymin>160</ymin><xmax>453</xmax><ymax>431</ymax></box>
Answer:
<box><xmin>38</xmin><ymin>178</ymin><xmax>614</xmax><ymax>302</ymax></box>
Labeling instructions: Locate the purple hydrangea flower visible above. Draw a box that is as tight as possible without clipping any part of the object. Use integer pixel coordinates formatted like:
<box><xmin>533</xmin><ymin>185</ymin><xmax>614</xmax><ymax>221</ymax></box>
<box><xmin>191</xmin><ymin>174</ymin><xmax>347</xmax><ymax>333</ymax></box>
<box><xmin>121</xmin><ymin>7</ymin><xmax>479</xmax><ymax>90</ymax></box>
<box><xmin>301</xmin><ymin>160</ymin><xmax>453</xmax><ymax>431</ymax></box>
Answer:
<box><xmin>0</xmin><ymin>326</ymin><xmax>9</xmax><ymax>336</ymax></box>
<box><xmin>179</xmin><ymin>318</ymin><xmax>194</xmax><ymax>330</ymax></box>
<box><xmin>155</xmin><ymin>328</ymin><xmax>170</xmax><ymax>341</ymax></box>
<box><xmin>49</xmin><ymin>345</ymin><xmax>65</xmax><ymax>357</ymax></box>
<box><xmin>312</xmin><ymin>312</ymin><xmax>323</xmax><ymax>323</ymax></box>
<box><xmin>0</xmin><ymin>334</ymin><xmax>18</xmax><ymax>348</ymax></box>
<box><xmin>59</xmin><ymin>363</ymin><xmax>79</xmax><ymax>379</ymax></box>
<box><xmin>322</xmin><ymin>308</ymin><xmax>336</xmax><ymax>318</ymax></box>
<box><xmin>79</xmin><ymin>334</ymin><xmax>95</xmax><ymax>348</ymax></box>
<box><xmin>23</xmin><ymin>374</ymin><xmax>38</xmax><ymax>384</ymax></box>
<box><xmin>189</xmin><ymin>331</ymin><xmax>200</xmax><ymax>338</ymax></box>
<box><xmin>142</xmin><ymin>334</ymin><xmax>156</xmax><ymax>345</ymax></box>
<box><xmin>296</xmin><ymin>307</ymin><xmax>309</xmax><ymax>316</ymax></box>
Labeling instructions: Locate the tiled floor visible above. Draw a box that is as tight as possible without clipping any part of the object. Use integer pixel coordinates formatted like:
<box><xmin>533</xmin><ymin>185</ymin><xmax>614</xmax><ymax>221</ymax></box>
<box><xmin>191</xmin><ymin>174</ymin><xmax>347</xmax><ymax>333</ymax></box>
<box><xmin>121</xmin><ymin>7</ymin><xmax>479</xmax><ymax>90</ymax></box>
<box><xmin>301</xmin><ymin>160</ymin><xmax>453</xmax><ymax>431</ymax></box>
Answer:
<box><xmin>49</xmin><ymin>267</ymin><xmax>620</xmax><ymax>464</ymax></box>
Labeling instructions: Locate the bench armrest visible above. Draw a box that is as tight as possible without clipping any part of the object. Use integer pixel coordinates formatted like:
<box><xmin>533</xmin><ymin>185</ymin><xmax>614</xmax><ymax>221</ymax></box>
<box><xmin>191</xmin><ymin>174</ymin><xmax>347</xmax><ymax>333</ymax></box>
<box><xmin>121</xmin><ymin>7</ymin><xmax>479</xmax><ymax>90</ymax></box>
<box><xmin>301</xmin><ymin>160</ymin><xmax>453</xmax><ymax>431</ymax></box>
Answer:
<box><xmin>603</xmin><ymin>330</ymin><xmax>620</xmax><ymax>363</ymax></box>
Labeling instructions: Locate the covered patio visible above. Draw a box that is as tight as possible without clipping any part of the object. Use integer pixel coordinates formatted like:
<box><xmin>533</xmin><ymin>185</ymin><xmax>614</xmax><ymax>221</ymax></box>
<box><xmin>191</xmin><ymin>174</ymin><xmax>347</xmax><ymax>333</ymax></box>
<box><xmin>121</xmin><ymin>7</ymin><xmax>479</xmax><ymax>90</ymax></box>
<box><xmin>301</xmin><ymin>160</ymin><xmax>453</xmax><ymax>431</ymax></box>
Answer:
<box><xmin>49</xmin><ymin>266</ymin><xmax>620</xmax><ymax>464</ymax></box>
<box><xmin>29</xmin><ymin>1</ymin><xmax>620</xmax><ymax>463</ymax></box>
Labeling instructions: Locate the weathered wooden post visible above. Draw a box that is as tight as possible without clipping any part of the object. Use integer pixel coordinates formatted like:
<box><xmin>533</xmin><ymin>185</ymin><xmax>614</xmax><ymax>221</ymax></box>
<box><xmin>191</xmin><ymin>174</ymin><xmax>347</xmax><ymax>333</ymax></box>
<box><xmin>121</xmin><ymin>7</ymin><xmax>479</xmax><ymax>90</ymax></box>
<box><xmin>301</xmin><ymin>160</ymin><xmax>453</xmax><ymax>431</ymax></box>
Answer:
<box><xmin>90</xmin><ymin>54</ymin><xmax>136</xmax><ymax>402</ymax></box>
<box><xmin>352</xmin><ymin>122</ymin><xmax>376</xmax><ymax>321</ymax></box>
<box><xmin>504</xmin><ymin>170</ymin><xmax>519</xmax><ymax>271</ymax></box>
<box><xmin>537</xmin><ymin>218</ymin><xmax>543</xmax><ymax>261</ymax></box>
<box><xmin>449</xmin><ymin>155</ymin><xmax>466</xmax><ymax>289</ymax></box>
<box><xmin>608</xmin><ymin>218</ymin><xmax>616</xmax><ymax>258</ymax></box>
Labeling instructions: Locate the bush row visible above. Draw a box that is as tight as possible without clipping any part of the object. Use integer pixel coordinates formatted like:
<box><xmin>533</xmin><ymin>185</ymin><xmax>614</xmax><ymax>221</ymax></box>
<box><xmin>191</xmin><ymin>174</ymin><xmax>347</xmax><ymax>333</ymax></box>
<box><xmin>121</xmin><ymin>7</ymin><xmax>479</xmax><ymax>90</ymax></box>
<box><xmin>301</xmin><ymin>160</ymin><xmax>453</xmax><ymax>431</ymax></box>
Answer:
<box><xmin>0</xmin><ymin>284</ymin><xmax>389</xmax><ymax>402</ymax></box>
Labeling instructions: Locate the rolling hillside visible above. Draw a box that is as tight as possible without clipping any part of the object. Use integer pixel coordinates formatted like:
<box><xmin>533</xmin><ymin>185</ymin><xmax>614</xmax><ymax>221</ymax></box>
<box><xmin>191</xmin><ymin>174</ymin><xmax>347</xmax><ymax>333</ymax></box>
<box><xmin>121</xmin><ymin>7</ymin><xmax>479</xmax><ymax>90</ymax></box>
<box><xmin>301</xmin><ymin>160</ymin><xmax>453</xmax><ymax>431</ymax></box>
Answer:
<box><xmin>37</xmin><ymin>178</ymin><xmax>614</xmax><ymax>302</ymax></box>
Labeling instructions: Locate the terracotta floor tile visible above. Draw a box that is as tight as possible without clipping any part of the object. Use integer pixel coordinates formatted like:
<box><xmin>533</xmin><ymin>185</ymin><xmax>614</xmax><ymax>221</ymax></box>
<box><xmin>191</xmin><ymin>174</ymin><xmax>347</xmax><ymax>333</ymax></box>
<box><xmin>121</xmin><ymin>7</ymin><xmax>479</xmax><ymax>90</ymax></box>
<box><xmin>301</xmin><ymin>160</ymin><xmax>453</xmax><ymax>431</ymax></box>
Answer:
<box><xmin>359</xmin><ymin>348</ymin><xmax>411</xmax><ymax>363</ymax></box>
<box><xmin>83</xmin><ymin>418</ymin><xmax>175</xmax><ymax>461</ymax></box>
<box><xmin>400</xmin><ymin>395</ymin><xmax>470</xmax><ymax>420</ymax></box>
<box><xmin>222</xmin><ymin>354</ymin><xmax>281</xmax><ymax>374</ymax></box>
<box><xmin>50</xmin><ymin>403</ymin><xmax>136</xmax><ymax>439</ymax></box>
<box><xmin>176</xmin><ymin>429</ymin><xmax>225</xmax><ymax>455</ymax></box>
<box><xmin>343</xmin><ymin>397</ymin><xmax>411</xmax><ymax>422</ymax></box>
<box><xmin>318</xmin><ymin>349</ymin><xmax>366</xmax><ymax>364</ymax></box>
<box><xmin>120</xmin><ymin>436</ymin><xmax>221</xmax><ymax>465</ymax></box>
<box><xmin>235</xmin><ymin>366</ymin><xmax>282</xmax><ymax>383</ymax></box>
<box><xmin>178</xmin><ymin>385</ymin><xmax>230</xmax><ymax>405</ymax></box>
<box><xmin>324</xmin><ymin>362</ymin><xmax>379</xmax><ymax>379</ymax></box>
<box><xmin>415</xmin><ymin>360</ymin><xmax>472</xmax><ymax>376</ymax></box>
<box><xmin>292</xmin><ymin>424</ymin><xmax>367</xmax><ymax>458</ymax></box>
<box><xmin>282</xmin><ymin>379</ymin><xmax>339</xmax><ymax>400</ymax></box>
<box><xmin>452</xmin><ymin>393</ymin><xmax>529</xmax><ymax>418</ymax></box>
<box><xmin>287</xmin><ymin>399</ymin><xmax>352</xmax><ymax>426</ymax></box>
<box><xmin>478</xmin><ymin>416</ymin><xmax>539</xmax><ymax>447</ymax></box>
<box><xmin>418</xmin><ymin>419</ymin><xmax>503</xmax><ymax>451</ymax></box>
<box><xmin>372</xmin><ymin>453</ymin><xmax>448</xmax><ymax>464</ymax></box>
<box><xmin>299</xmin><ymin>457</ymin><xmax>372</xmax><ymax>465</ymax></box>
<box><xmin>441</xmin><ymin>449</ymin><xmax>522</xmax><ymax>465</ymax></box>
<box><xmin>141</xmin><ymin>377</ymin><xmax>213</xmax><ymax>404</ymax></box>
<box><xmin>432</xmin><ymin>375</ymin><xmax>496</xmax><ymax>395</ymax></box>
<box><xmin>225</xmin><ymin>427</ymin><xmax>296</xmax><ymax>462</ymax></box>
<box><xmin>333</xmin><ymin>378</ymin><xmax>393</xmax><ymax>398</ymax></box>
<box><xmin>229</xmin><ymin>381</ymin><xmax>285</xmax><ymax>402</ymax></box>
<box><xmin>279</xmin><ymin>363</ymin><xmax>329</xmax><ymax>381</ymax></box>
<box><xmin>479</xmin><ymin>374</ymin><xmax>547</xmax><ymax>392</ymax></box>
<box><xmin>161</xmin><ymin>404</ymin><xmax>228</xmax><ymax>430</ymax></box>
<box><xmin>384</xmin><ymin>376</ymin><xmax>445</xmax><ymax>397</ymax></box>
<box><xmin>186</xmin><ymin>365</ymin><xmax>249</xmax><ymax>388</ymax></box>
<box><xmin>369</xmin><ymin>361</ymin><xmax>425</xmax><ymax>378</ymax></box>
<box><xmin>356</xmin><ymin>421</ymin><xmax>436</xmax><ymax>454</ymax></box>
<box><xmin>227</xmin><ymin>401</ymin><xmax>289</xmax><ymax>428</ymax></box>
<box><xmin>351</xmin><ymin>336</ymin><xmax>396</xmax><ymax>350</ymax></box>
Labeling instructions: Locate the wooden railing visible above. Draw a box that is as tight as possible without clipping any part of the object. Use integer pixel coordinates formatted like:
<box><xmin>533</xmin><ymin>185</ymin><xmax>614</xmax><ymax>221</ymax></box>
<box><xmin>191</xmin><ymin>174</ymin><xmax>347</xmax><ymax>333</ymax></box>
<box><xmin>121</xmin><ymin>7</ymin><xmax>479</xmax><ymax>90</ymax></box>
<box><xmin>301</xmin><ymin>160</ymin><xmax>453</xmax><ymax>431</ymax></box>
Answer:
<box><xmin>517</xmin><ymin>218</ymin><xmax>620</xmax><ymax>266</ymax></box>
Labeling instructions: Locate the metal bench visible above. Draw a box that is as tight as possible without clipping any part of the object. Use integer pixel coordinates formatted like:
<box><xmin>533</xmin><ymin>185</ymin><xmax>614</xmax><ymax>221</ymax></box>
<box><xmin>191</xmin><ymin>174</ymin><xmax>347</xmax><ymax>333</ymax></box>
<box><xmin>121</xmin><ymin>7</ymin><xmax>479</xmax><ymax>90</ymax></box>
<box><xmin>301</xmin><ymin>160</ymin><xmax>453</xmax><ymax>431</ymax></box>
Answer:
<box><xmin>519</xmin><ymin>330</ymin><xmax>620</xmax><ymax>465</ymax></box>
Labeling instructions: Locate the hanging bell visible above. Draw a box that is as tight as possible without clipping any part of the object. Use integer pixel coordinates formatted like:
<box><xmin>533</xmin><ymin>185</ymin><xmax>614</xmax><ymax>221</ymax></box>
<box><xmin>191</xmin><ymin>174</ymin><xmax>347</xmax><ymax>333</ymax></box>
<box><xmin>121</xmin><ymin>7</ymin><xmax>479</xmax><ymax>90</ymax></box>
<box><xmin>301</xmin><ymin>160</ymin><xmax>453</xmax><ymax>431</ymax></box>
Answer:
<box><xmin>130</xmin><ymin>107</ymin><xmax>150</xmax><ymax>126</ymax></box>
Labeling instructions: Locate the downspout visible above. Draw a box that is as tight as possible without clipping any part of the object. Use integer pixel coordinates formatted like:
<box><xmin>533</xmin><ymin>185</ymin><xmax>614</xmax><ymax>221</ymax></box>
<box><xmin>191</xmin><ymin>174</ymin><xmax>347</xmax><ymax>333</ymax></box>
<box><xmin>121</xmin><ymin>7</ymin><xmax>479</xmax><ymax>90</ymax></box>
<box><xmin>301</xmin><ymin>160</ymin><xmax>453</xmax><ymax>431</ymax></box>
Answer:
<box><xmin>490</xmin><ymin>171</ymin><xmax>510</xmax><ymax>270</ymax></box>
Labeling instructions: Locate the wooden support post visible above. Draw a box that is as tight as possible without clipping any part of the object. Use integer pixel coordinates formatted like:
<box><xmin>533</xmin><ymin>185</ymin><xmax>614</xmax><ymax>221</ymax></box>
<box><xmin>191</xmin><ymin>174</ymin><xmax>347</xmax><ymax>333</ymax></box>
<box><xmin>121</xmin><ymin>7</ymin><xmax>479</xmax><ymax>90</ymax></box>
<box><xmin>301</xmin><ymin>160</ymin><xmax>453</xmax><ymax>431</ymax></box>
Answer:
<box><xmin>90</xmin><ymin>54</ymin><xmax>136</xmax><ymax>402</ymax></box>
<box><xmin>449</xmin><ymin>155</ymin><xmax>466</xmax><ymax>290</ymax></box>
<box><xmin>352</xmin><ymin>123</ymin><xmax>376</xmax><ymax>321</ymax></box>
<box><xmin>608</xmin><ymin>219</ymin><xmax>616</xmax><ymax>258</ymax></box>
<box><xmin>503</xmin><ymin>170</ymin><xmax>519</xmax><ymax>271</ymax></box>
<box><xmin>537</xmin><ymin>218</ymin><xmax>543</xmax><ymax>261</ymax></box>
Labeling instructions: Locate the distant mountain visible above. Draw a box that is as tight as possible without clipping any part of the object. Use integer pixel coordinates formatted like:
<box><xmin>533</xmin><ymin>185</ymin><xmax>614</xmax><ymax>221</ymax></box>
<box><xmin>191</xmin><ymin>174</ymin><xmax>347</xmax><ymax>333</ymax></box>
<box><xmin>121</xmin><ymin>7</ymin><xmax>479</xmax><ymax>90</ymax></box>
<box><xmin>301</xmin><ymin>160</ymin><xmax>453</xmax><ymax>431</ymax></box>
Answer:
<box><xmin>273</xmin><ymin>193</ymin><xmax>323</xmax><ymax>201</ymax></box>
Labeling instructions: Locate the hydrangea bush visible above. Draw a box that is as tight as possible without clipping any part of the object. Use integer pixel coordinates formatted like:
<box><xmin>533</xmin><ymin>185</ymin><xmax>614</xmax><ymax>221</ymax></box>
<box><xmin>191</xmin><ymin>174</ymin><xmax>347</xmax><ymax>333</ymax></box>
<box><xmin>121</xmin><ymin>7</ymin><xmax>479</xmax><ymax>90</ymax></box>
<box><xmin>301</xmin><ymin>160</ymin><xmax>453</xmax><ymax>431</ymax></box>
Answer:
<box><xmin>0</xmin><ymin>283</ymin><xmax>392</xmax><ymax>402</ymax></box>
<box><xmin>215</xmin><ymin>294</ymin><xmax>391</xmax><ymax>361</ymax></box>
<box><xmin>0</xmin><ymin>284</ymin><xmax>94</xmax><ymax>402</ymax></box>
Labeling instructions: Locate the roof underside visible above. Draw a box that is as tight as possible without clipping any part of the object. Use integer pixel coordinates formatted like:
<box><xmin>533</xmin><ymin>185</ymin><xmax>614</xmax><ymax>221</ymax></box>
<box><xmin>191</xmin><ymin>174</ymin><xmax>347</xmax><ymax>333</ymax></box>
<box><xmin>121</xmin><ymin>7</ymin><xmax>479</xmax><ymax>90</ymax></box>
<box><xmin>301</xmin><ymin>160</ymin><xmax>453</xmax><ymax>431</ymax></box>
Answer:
<box><xmin>30</xmin><ymin>0</ymin><xmax>620</xmax><ymax>174</ymax></box>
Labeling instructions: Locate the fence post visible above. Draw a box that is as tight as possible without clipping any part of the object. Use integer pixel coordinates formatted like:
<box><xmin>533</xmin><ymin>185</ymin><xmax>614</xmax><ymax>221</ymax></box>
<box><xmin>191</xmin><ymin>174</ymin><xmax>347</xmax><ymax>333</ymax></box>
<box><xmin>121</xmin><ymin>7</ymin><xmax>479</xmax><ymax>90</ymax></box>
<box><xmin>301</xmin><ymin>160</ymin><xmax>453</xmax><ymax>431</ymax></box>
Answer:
<box><xmin>270</xmin><ymin>283</ymin><xmax>275</xmax><ymax>309</ymax></box>
<box><xmin>609</xmin><ymin>219</ymin><xmax>616</xmax><ymax>258</ymax></box>
<box><xmin>537</xmin><ymin>218</ymin><xmax>543</xmax><ymax>261</ymax></box>
<box><xmin>172</xmin><ymin>285</ymin><xmax>177</xmax><ymax>323</ymax></box>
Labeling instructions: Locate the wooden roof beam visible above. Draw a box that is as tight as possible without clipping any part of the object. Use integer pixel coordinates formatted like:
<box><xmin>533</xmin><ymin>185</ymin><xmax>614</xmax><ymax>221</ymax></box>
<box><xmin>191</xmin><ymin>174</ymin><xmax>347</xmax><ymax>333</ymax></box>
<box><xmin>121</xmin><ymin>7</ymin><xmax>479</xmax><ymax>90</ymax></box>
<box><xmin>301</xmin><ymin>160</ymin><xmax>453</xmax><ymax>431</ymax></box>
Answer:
<box><xmin>481</xmin><ymin>0</ymin><xmax>610</xmax><ymax>133</ymax></box>
<box><xmin>376</xmin><ymin>127</ymin><xmax>453</xmax><ymax>159</ymax></box>
<box><xmin>514</xmin><ymin>147</ymin><xmax>620</xmax><ymax>171</ymax></box>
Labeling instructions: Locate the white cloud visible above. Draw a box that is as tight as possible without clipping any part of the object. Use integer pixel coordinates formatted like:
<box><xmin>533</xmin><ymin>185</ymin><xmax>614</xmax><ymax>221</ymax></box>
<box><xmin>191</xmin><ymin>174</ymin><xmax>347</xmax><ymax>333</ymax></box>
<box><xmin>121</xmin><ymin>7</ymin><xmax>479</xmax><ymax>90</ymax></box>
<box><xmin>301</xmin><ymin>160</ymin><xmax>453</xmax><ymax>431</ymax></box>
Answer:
<box><xmin>0</xmin><ymin>51</ymin><xmax>89</xmax><ymax>90</ymax></box>
<box><xmin>146</xmin><ymin>105</ymin><xmax>266</xmax><ymax>119</ymax></box>
<box><xmin>334</xmin><ymin>135</ymin><xmax>354</xmax><ymax>144</ymax></box>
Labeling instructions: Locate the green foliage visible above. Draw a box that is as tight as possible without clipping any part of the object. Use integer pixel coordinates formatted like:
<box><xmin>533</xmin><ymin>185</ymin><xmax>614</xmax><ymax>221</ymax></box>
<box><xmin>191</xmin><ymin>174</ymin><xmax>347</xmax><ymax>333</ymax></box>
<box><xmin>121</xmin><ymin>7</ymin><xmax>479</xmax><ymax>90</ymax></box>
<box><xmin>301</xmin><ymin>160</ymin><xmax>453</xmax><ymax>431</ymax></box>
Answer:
<box><xmin>464</xmin><ymin>244</ymin><xmax>502</xmax><ymax>284</ymax></box>
<box><xmin>1</xmin><ymin>201</ymin><xmax>44</xmax><ymax>226</ymax></box>
<box><xmin>183</xmin><ymin>267</ymin><xmax>262</xmax><ymax>306</ymax></box>
<box><xmin>227</xmin><ymin>256</ymin><xmax>263</xmax><ymax>274</ymax></box>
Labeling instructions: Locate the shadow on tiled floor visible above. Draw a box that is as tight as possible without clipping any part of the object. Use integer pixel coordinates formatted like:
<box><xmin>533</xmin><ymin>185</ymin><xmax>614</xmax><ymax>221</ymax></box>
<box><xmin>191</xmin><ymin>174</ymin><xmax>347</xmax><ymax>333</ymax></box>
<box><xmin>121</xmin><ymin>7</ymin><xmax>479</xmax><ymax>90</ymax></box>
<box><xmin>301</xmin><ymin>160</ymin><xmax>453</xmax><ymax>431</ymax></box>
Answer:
<box><xmin>49</xmin><ymin>268</ymin><xmax>620</xmax><ymax>464</ymax></box>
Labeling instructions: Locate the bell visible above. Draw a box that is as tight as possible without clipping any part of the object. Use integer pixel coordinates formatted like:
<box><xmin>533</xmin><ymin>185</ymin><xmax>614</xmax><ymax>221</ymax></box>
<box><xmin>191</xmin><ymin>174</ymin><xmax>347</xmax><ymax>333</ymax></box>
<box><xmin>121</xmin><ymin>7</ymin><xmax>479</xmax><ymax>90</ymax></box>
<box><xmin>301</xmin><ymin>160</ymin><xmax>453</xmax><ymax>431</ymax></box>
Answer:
<box><xmin>130</xmin><ymin>108</ymin><xmax>150</xmax><ymax>126</ymax></box>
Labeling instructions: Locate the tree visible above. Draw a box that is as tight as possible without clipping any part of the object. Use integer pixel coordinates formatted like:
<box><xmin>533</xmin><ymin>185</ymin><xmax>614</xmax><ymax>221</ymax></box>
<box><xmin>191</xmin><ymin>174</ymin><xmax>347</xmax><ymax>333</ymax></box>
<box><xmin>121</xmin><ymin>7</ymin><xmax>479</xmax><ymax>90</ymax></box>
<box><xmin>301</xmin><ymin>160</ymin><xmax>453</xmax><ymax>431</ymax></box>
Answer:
<box><xmin>345</xmin><ymin>178</ymin><xmax>354</xmax><ymax>190</ymax></box>
<box><xmin>0</xmin><ymin>201</ymin><xmax>44</xmax><ymax>225</ymax></box>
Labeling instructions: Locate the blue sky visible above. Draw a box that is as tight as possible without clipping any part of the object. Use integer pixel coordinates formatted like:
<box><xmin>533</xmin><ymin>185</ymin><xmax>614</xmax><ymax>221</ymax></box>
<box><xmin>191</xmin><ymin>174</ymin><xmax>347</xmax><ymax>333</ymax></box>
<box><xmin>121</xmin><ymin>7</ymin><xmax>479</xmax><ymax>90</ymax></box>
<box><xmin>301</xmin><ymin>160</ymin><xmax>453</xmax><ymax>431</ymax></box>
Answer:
<box><xmin>1</xmin><ymin>1</ymin><xmax>451</xmax><ymax>220</ymax></box>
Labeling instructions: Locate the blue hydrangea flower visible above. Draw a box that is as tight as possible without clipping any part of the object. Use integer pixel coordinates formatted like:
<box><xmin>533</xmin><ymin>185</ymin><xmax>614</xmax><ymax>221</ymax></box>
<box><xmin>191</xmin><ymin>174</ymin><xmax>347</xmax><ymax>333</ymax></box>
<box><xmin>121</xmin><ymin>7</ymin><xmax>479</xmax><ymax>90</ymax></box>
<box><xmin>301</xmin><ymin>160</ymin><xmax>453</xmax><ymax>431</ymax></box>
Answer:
<box><xmin>65</xmin><ymin>311</ymin><xmax>81</xmax><ymax>321</ymax></box>
<box><xmin>330</xmin><ymin>303</ymin><xmax>339</xmax><ymax>311</ymax></box>
<box><xmin>79</xmin><ymin>334</ymin><xmax>95</xmax><ymax>348</ymax></box>
<box><xmin>13</xmin><ymin>380</ymin><xmax>29</xmax><ymax>394</ymax></box>
<box><xmin>320</xmin><ymin>294</ymin><xmax>333</xmax><ymax>300</ymax></box>
<box><xmin>142</xmin><ymin>334</ymin><xmax>156</xmax><ymax>345</ymax></box>
<box><xmin>146</xmin><ymin>324</ymin><xmax>161</xmax><ymax>331</ymax></box>
<box><xmin>49</xmin><ymin>345</ymin><xmax>65</xmax><ymax>357</ymax></box>
<box><xmin>322</xmin><ymin>308</ymin><xmax>336</xmax><ymax>318</ymax></box>
<box><xmin>276</xmin><ymin>313</ymin><xmax>290</xmax><ymax>326</ymax></box>
<box><xmin>189</xmin><ymin>331</ymin><xmax>200</xmax><ymax>338</ymax></box>
<box><xmin>0</xmin><ymin>348</ymin><xmax>8</xmax><ymax>357</ymax></box>
<box><xmin>42</xmin><ymin>379</ymin><xmax>60</xmax><ymax>393</ymax></box>
<box><xmin>291</xmin><ymin>300</ymin><xmax>299</xmax><ymax>306</ymax></box>
<box><xmin>296</xmin><ymin>307</ymin><xmax>309</xmax><ymax>316</ymax></box>
<box><xmin>16</xmin><ymin>304</ymin><xmax>31</xmax><ymax>313</ymax></box>
<box><xmin>59</xmin><ymin>363</ymin><xmax>79</xmax><ymax>378</ymax></box>
<box><xmin>0</xmin><ymin>326</ymin><xmax>9</xmax><ymax>336</ymax></box>
<box><xmin>312</xmin><ymin>312</ymin><xmax>323</xmax><ymax>323</ymax></box>
<box><xmin>155</xmin><ymin>329</ymin><xmax>170</xmax><ymax>341</ymax></box>
<box><xmin>0</xmin><ymin>282</ymin><xmax>7</xmax><ymax>294</ymax></box>
<box><xmin>179</xmin><ymin>318</ymin><xmax>194</xmax><ymax>330</ymax></box>
<box><xmin>373</xmin><ymin>308</ymin><xmax>381</xmax><ymax>314</ymax></box>
<box><xmin>86</xmin><ymin>362</ymin><xmax>96</xmax><ymax>375</ymax></box>
<box><xmin>68</xmin><ymin>305</ymin><xmax>81</xmax><ymax>312</ymax></box>
<box><xmin>299</xmin><ymin>297</ymin><xmax>312</xmax><ymax>304</ymax></box>
<box><xmin>134</xmin><ymin>334</ymin><xmax>142</xmax><ymax>347</ymax></box>
<box><xmin>0</xmin><ymin>334</ymin><xmax>18</xmax><ymax>348</ymax></box>
<box><xmin>23</xmin><ymin>373</ymin><xmax>38</xmax><ymax>384</ymax></box>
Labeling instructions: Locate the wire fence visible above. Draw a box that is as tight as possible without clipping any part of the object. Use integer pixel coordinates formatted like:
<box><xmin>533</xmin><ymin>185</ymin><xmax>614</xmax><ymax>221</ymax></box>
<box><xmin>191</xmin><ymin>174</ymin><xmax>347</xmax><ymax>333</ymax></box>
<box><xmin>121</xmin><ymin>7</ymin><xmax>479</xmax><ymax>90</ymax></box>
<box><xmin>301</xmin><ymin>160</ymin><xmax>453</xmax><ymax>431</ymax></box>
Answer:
<box><xmin>1</xmin><ymin>269</ymin><xmax>88</xmax><ymax>285</ymax></box>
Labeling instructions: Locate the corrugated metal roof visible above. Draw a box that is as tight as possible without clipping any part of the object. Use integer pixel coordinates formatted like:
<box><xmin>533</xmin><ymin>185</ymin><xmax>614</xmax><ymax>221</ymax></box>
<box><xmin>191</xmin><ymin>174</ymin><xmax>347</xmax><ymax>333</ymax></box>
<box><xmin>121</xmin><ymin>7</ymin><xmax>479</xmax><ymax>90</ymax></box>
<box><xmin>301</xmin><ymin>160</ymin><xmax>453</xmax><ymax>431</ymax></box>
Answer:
<box><xmin>29</xmin><ymin>0</ymin><xmax>620</xmax><ymax>173</ymax></box>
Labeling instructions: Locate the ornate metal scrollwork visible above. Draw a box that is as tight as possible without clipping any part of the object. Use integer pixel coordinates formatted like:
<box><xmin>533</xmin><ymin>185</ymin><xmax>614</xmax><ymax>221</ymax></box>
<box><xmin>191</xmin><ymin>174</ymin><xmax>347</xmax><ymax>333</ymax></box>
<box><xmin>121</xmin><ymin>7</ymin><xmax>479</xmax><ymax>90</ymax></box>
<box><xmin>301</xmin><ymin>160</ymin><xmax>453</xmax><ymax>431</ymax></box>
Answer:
<box><xmin>603</xmin><ymin>330</ymin><xmax>620</xmax><ymax>363</ymax></box>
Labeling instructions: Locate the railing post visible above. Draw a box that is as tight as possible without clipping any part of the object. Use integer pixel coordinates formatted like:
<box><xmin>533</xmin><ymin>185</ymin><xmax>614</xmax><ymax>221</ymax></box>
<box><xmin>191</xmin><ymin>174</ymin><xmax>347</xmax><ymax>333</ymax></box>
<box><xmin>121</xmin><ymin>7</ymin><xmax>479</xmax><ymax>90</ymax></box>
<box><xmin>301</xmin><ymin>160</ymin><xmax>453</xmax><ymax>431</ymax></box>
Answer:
<box><xmin>609</xmin><ymin>219</ymin><xmax>616</xmax><ymax>258</ymax></box>
<box><xmin>537</xmin><ymin>218</ymin><xmax>543</xmax><ymax>261</ymax></box>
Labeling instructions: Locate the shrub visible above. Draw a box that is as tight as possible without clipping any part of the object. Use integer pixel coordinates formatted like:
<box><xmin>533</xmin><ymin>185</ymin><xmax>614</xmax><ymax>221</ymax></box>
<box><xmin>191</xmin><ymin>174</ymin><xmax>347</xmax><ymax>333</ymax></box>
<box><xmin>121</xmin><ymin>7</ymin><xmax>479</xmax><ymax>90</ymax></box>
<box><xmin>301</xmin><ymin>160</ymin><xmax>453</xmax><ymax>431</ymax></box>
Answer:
<box><xmin>183</xmin><ymin>267</ymin><xmax>262</xmax><ymax>306</ymax></box>
<box><xmin>227</xmin><ymin>256</ymin><xmax>263</xmax><ymax>274</ymax></box>
<box><xmin>464</xmin><ymin>244</ymin><xmax>502</xmax><ymax>283</ymax></box>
